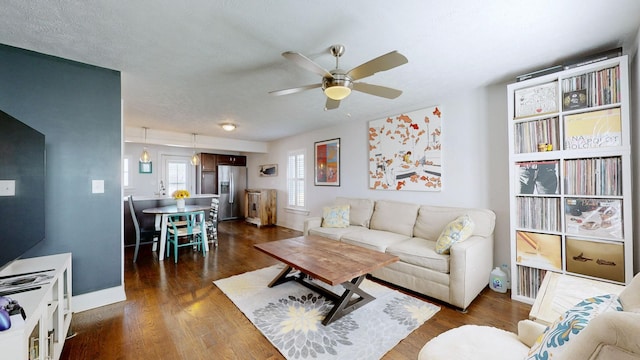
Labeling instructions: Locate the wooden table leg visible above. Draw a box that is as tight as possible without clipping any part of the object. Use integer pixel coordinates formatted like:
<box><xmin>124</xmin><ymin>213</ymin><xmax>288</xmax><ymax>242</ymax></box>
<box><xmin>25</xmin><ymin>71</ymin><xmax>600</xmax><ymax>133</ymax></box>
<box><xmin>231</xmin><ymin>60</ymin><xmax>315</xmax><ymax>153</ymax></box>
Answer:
<box><xmin>266</xmin><ymin>267</ymin><xmax>375</xmax><ymax>326</ymax></box>
<box><xmin>322</xmin><ymin>275</ymin><xmax>374</xmax><ymax>326</ymax></box>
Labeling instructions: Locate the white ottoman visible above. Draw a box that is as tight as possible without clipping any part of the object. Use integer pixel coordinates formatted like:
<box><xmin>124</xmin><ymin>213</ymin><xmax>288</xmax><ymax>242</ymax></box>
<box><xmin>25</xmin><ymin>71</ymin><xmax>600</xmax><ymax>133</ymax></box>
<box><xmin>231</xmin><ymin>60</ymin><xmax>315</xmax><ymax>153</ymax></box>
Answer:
<box><xmin>418</xmin><ymin>325</ymin><xmax>530</xmax><ymax>360</ymax></box>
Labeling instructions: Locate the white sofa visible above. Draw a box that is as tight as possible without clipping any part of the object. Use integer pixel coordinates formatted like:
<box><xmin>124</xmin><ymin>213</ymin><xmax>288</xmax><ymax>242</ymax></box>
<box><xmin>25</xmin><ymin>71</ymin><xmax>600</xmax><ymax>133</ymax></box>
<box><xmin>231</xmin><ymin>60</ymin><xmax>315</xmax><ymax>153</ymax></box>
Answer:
<box><xmin>303</xmin><ymin>197</ymin><xmax>496</xmax><ymax>310</ymax></box>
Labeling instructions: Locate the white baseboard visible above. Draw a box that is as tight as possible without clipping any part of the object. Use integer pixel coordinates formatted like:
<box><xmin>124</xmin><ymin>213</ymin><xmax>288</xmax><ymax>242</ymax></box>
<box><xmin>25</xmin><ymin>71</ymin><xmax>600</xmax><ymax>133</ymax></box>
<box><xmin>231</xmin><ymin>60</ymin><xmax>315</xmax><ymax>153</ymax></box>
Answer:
<box><xmin>72</xmin><ymin>285</ymin><xmax>127</xmax><ymax>313</ymax></box>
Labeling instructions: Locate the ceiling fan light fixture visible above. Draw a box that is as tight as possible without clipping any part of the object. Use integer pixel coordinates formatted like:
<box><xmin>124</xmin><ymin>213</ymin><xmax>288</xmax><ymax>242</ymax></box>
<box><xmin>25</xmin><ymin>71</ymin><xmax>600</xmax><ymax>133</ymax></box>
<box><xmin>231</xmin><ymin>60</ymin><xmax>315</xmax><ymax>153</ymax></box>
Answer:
<box><xmin>324</xmin><ymin>85</ymin><xmax>351</xmax><ymax>100</ymax></box>
<box><xmin>221</xmin><ymin>123</ymin><xmax>236</xmax><ymax>131</ymax></box>
<box><xmin>323</xmin><ymin>73</ymin><xmax>352</xmax><ymax>100</ymax></box>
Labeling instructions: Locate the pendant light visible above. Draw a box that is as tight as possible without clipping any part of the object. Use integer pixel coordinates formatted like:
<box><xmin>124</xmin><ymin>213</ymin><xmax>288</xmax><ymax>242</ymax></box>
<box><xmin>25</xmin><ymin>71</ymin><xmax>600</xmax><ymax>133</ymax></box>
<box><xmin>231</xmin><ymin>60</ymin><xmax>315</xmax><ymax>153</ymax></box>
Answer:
<box><xmin>140</xmin><ymin>127</ymin><xmax>151</xmax><ymax>163</ymax></box>
<box><xmin>190</xmin><ymin>133</ymin><xmax>200</xmax><ymax>166</ymax></box>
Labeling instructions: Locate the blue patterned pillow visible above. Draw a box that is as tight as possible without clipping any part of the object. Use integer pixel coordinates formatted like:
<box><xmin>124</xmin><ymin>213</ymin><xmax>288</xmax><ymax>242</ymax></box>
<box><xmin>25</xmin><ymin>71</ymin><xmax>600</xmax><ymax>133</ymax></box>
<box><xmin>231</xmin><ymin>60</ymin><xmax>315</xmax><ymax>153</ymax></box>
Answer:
<box><xmin>526</xmin><ymin>294</ymin><xmax>623</xmax><ymax>360</ymax></box>
<box><xmin>435</xmin><ymin>215</ymin><xmax>475</xmax><ymax>254</ymax></box>
<box><xmin>321</xmin><ymin>205</ymin><xmax>350</xmax><ymax>228</ymax></box>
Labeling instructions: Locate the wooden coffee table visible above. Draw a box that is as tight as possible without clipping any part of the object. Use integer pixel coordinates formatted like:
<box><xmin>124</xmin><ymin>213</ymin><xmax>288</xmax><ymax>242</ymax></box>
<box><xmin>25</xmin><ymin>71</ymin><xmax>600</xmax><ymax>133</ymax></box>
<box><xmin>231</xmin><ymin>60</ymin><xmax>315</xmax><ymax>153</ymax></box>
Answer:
<box><xmin>254</xmin><ymin>235</ymin><xmax>399</xmax><ymax>325</ymax></box>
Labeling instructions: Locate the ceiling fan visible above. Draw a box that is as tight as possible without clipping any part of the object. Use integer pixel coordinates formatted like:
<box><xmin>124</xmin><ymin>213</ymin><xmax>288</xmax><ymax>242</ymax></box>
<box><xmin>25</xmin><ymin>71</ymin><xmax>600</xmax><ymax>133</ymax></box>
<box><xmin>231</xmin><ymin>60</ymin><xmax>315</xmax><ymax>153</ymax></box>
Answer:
<box><xmin>269</xmin><ymin>44</ymin><xmax>408</xmax><ymax>110</ymax></box>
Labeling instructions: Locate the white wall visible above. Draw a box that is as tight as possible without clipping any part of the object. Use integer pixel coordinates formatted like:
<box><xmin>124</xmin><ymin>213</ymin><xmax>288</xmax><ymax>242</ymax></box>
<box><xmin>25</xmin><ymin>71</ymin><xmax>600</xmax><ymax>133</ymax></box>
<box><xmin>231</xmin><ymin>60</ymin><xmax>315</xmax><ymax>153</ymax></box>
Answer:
<box><xmin>124</xmin><ymin>143</ymin><xmax>197</xmax><ymax>197</ymax></box>
<box><xmin>248</xmin><ymin>85</ymin><xmax>512</xmax><ymax>267</ymax></box>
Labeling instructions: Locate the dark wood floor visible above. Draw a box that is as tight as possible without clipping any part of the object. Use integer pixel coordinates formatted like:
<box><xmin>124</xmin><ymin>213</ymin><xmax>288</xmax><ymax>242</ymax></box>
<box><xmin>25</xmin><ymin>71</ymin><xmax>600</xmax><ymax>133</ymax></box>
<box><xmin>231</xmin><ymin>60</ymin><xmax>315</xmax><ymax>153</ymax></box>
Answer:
<box><xmin>61</xmin><ymin>220</ymin><xmax>531</xmax><ymax>359</ymax></box>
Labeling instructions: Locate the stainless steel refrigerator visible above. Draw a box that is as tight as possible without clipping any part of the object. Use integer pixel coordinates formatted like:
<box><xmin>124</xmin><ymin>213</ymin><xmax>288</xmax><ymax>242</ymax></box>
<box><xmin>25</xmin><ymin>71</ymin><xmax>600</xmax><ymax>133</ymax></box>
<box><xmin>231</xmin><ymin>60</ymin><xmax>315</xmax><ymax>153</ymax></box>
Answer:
<box><xmin>217</xmin><ymin>165</ymin><xmax>247</xmax><ymax>220</ymax></box>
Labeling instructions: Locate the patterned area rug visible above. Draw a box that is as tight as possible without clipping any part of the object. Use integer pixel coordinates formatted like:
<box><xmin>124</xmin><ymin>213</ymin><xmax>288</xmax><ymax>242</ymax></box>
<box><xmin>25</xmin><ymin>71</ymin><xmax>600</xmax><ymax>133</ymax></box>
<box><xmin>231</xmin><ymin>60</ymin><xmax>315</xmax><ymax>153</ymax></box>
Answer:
<box><xmin>214</xmin><ymin>265</ymin><xmax>440</xmax><ymax>359</ymax></box>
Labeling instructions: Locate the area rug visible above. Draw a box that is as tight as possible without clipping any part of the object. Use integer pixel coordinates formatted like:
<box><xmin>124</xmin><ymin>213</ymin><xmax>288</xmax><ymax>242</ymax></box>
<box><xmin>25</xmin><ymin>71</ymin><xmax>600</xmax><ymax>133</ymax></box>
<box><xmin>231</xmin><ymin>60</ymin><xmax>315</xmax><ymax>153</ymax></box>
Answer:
<box><xmin>213</xmin><ymin>265</ymin><xmax>440</xmax><ymax>359</ymax></box>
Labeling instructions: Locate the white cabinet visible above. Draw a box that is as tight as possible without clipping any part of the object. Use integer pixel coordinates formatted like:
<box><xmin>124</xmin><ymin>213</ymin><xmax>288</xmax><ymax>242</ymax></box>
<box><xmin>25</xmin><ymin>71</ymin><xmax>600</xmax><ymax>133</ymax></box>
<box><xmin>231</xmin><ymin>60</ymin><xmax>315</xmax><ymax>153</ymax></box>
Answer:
<box><xmin>0</xmin><ymin>253</ymin><xmax>72</xmax><ymax>360</ymax></box>
<box><xmin>507</xmin><ymin>55</ymin><xmax>633</xmax><ymax>304</ymax></box>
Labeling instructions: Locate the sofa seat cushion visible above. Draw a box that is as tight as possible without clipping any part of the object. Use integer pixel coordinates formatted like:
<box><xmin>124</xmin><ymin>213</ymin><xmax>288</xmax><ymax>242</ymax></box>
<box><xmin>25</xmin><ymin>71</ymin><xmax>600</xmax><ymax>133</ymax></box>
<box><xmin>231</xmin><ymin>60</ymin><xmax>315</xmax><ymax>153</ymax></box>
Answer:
<box><xmin>308</xmin><ymin>225</ymin><xmax>367</xmax><ymax>241</ymax></box>
<box><xmin>386</xmin><ymin>238</ymin><xmax>450</xmax><ymax>273</ymax></box>
<box><xmin>341</xmin><ymin>230</ymin><xmax>410</xmax><ymax>252</ymax></box>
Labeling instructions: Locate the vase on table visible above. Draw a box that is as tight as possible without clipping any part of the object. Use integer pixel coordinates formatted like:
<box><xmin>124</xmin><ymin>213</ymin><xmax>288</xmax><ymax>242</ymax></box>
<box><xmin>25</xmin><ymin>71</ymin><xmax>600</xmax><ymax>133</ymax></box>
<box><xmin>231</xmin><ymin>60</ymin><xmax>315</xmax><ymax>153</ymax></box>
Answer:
<box><xmin>176</xmin><ymin>198</ymin><xmax>186</xmax><ymax>210</ymax></box>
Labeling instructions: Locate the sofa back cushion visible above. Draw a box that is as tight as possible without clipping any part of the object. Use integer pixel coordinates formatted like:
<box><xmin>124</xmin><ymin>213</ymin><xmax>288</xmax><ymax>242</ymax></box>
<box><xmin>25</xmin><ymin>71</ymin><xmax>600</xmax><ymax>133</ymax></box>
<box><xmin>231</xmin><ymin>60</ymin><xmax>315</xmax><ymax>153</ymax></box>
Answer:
<box><xmin>369</xmin><ymin>200</ymin><xmax>419</xmax><ymax>237</ymax></box>
<box><xmin>335</xmin><ymin>197</ymin><xmax>374</xmax><ymax>227</ymax></box>
<box><xmin>414</xmin><ymin>205</ymin><xmax>496</xmax><ymax>240</ymax></box>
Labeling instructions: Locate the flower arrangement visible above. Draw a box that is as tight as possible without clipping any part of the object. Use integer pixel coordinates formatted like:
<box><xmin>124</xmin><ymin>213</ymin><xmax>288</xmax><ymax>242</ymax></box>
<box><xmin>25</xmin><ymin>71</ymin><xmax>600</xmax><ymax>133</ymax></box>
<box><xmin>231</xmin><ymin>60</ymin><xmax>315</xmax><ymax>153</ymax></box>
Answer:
<box><xmin>172</xmin><ymin>189</ymin><xmax>190</xmax><ymax>199</ymax></box>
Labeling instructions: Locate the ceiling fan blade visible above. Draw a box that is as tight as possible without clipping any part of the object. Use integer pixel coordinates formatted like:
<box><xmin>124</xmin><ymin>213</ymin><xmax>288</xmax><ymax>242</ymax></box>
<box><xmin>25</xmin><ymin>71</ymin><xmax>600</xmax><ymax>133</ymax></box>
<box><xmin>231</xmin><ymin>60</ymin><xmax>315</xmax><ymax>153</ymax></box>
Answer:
<box><xmin>325</xmin><ymin>98</ymin><xmax>341</xmax><ymax>110</ymax></box>
<box><xmin>269</xmin><ymin>83</ymin><xmax>322</xmax><ymax>96</ymax></box>
<box><xmin>352</xmin><ymin>82</ymin><xmax>403</xmax><ymax>99</ymax></box>
<box><xmin>282</xmin><ymin>51</ymin><xmax>334</xmax><ymax>78</ymax></box>
<box><xmin>347</xmin><ymin>51</ymin><xmax>408</xmax><ymax>81</ymax></box>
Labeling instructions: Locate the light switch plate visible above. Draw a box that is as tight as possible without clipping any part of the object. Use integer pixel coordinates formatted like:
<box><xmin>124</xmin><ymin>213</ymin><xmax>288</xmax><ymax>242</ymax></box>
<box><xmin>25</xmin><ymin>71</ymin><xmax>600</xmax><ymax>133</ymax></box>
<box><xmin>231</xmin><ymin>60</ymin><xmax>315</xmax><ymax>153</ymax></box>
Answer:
<box><xmin>92</xmin><ymin>180</ymin><xmax>104</xmax><ymax>194</ymax></box>
<box><xmin>0</xmin><ymin>180</ymin><xmax>16</xmax><ymax>196</ymax></box>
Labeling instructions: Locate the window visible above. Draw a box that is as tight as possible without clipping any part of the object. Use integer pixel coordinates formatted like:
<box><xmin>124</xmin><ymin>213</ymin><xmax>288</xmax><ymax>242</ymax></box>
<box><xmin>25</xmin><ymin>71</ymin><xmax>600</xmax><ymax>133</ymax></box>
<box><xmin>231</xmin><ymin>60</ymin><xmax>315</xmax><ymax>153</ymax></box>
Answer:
<box><xmin>287</xmin><ymin>149</ymin><xmax>305</xmax><ymax>208</ymax></box>
<box><xmin>123</xmin><ymin>157</ymin><xmax>130</xmax><ymax>188</ymax></box>
<box><xmin>166</xmin><ymin>161</ymin><xmax>188</xmax><ymax>195</ymax></box>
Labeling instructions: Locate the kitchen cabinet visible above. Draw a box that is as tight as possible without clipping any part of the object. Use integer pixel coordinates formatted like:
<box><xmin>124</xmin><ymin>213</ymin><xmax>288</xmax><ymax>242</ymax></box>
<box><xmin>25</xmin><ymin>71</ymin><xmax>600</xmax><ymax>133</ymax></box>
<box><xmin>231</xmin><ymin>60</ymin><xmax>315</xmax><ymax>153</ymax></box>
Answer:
<box><xmin>216</xmin><ymin>154</ymin><xmax>246</xmax><ymax>166</ymax></box>
<box><xmin>197</xmin><ymin>153</ymin><xmax>247</xmax><ymax>195</ymax></box>
<box><xmin>200</xmin><ymin>153</ymin><xmax>217</xmax><ymax>171</ymax></box>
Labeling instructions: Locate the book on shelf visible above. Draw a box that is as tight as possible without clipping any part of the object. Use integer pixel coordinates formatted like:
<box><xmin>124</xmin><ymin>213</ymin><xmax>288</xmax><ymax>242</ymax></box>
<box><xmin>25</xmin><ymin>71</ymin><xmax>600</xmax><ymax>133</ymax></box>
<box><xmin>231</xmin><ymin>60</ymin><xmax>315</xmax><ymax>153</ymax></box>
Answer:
<box><xmin>562</xmin><ymin>66</ymin><xmax>620</xmax><ymax>107</ymax></box>
<box><xmin>517</xmin><ymin>266</ymin><xmax>547</xmax><ymax>298</ymax></box>
<box><xmin>562</xmin><ymin>47</ymin><xmax>622</xmax><ymax>70</ymax></box>
<box><xmin>562</xmin><ymin>89</ymin><xmax>587</xmax><ymax>110</ymax></box>
<box><xmin>566</xmin><ymin>237</ymin><xmax>624</xmax><ymax>282</ymax></box>
<box><xmin>514</xmin><ymin>82</ymin><xmax>558</xmax><ymax>118</ymax></box>
<box><xmin>516</xmin><ymin>197</ymin><xmax>561</xmax><ymax>232</ymax></box>
<box><xmin>516</xmin><ymin>65</ymin><xmax>563</xmax><ymax>82</ymax></box>
<box><xmin>513</xmin><ymin>116</ymin><xmax>559</xmax><ymax>154</ymax></box>
<box><xmin>515</xmin><ymin>160</ymin><xmax>559</xmax><ymax>195</ymax></box>
<box><xmin>516</xmin><ymin>231</ymin><xmax>562</xmax><ymax>271</ymax></box>
<box><xmin>563</xmin><ymin>157</ymin><xmax>622</xmax><ymax>196</ymax></box>
<box><xmin>564</xmin><ymin>108</ymin><xmax>621</xmax><ymax>149</ymax></box>
<box><xmin>564</xmin><ymin>198</ymin><xmax>623</xmax><ymax>240</ymax></box>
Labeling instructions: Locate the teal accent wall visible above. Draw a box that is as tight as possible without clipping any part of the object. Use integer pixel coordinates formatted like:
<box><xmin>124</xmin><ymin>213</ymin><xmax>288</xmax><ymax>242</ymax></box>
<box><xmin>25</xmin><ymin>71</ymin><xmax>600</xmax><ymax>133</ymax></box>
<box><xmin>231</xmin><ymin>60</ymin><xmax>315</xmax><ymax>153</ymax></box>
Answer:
<box><xmin>0</xmin><ymin>44</ymin><xmax>122</xmax><ymax>295</ymax></box>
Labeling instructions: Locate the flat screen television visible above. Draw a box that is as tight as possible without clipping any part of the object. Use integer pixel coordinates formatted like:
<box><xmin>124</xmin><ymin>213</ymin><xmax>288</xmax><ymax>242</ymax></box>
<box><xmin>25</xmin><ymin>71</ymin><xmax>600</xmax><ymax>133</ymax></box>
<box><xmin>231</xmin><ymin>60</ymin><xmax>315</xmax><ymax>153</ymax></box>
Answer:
<box><xmin>0</xmin><ymin>109</ymin><xmax>45</xmax><ymax>271</ymax></box>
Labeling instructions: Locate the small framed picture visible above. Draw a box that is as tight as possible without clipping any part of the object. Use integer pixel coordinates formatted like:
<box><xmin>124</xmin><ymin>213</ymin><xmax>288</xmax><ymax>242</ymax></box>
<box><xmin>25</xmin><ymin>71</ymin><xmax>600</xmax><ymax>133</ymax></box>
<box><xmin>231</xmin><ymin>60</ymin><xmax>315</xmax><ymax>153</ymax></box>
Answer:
<box><xmin>259</xmin><ymin>164</ymin><xmax>278</xmax><ymax>177</ymax></box>
<box><xmin>139</xmin><ymin>161</ymin><xmax>152</xmax><ymax>174</ymax></box>
<box><xmin>314</xmin><ymin>138</ymin><xmax>340</xmax><ymax>186</ymax></box>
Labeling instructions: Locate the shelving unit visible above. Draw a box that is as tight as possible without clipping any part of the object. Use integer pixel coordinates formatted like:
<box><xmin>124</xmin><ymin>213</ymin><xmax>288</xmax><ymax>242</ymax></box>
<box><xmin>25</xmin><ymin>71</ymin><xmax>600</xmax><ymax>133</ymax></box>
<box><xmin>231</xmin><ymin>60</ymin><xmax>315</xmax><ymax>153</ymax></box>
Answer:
<box><xmin>507</xmin><ymin>56</ymin><xmax>633</xmax><ymax>304</ymax></box>
<box><xmin>244</xmin><ymin>189</ymin><xmax>277</xmax><ymax>227</ymax></box>
<box><xmin>0</xmin><ymin>253</ymin><xmax>72</xmax><ymax>360</ymax></box>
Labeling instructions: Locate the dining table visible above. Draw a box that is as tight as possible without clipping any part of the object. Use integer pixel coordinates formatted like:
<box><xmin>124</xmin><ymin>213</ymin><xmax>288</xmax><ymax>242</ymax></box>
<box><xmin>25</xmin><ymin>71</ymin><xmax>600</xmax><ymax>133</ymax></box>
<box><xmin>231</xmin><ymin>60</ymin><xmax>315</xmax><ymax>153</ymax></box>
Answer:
<box><xmin>142</xmin><ymin>204</ymin><xmax>212</xmax><ymax>261</ymax></box>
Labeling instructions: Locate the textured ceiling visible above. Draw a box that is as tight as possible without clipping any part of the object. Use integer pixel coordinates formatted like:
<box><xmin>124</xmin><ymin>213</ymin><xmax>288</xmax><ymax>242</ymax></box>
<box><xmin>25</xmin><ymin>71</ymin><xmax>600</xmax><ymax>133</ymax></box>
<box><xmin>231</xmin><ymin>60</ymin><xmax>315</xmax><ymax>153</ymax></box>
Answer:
<box><xmin>1</xmin><ymin>1</ymin><xmax>639</xmax><ymax>143</ymax></box>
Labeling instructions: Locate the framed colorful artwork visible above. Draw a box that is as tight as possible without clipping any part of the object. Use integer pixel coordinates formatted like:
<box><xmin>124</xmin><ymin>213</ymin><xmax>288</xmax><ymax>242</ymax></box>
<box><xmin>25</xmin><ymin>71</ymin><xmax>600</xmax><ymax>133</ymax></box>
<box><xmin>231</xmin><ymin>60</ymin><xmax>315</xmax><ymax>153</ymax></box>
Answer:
<box><xmin>368</xmin><ymin>105</ymin><xmax>442</xmax><ymax>191</ymax></box>
<box><xmin>314</xmin><ymin>138</ymin><xmax>340</xmax><ymax>186</ymax></box>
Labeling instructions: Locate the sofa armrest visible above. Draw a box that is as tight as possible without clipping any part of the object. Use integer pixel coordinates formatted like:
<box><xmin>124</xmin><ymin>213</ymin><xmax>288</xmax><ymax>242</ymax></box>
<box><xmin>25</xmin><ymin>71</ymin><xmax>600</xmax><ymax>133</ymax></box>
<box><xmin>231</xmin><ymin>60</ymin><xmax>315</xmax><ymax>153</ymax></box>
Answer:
<box><xmin>448</xmin><ymin>234</ymin><xmax>494</xmax><ymax>309</ymax></box>
<box><xmin>303</xmin><ymin>217</ymin><xmax>322</xmax><ymax>235</ymax></box>
<box><xmin>517</xmin><ymin>320</ymin><xmax>547</xmax><ymax>347</ymax></box>
<box><xmin>557</xmin><ymin>311</ymin><xmax>640</xmax><ymax>360</ymax></box>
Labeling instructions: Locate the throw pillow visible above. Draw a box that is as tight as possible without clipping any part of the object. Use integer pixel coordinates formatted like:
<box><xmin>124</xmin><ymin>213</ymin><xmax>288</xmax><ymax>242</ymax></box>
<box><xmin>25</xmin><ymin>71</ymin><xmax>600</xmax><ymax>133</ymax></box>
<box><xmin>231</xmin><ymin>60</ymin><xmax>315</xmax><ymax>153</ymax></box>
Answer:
<box><xmin>321</xmin><ymin>205</ymin><xmax>350</xmax><ymax>228</ymax></box>
<box><xmin>526</xmin><ymin>294</ymin><xmax>623</xmax><ymax>360</ymax></box>
<box><xmin>435</xmin><ymin>215</ymin><xmax>475</xmax><ymax>254</ymax></box>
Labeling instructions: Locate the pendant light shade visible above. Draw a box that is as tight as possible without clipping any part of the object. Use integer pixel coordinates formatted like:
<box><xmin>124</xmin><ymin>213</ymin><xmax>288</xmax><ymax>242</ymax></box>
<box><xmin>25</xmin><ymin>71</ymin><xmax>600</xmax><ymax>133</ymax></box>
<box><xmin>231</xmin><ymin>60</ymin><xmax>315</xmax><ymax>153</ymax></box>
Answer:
<box><xmin>140</xmin><ymin>148</ymin><xmax>151</xmax><ymax>163</ymax></box>
<box><xmin>140</xmin><ymin>127</ymin><xmax>151</xmax><ymax>163</ymax></box>
<box><xmin>190</xmin><ymin>133</ymin><xmax>200</xmax><ymax>166</ymax></box>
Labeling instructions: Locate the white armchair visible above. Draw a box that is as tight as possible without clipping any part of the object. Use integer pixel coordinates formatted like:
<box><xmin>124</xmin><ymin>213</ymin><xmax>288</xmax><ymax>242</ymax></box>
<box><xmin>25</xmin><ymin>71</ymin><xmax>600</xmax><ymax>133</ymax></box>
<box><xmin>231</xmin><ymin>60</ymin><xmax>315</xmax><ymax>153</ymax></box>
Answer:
<box><xmin>418</xmin><ymin>272</ymin><xmax>640</xmax><ymax>360</ymax></box>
